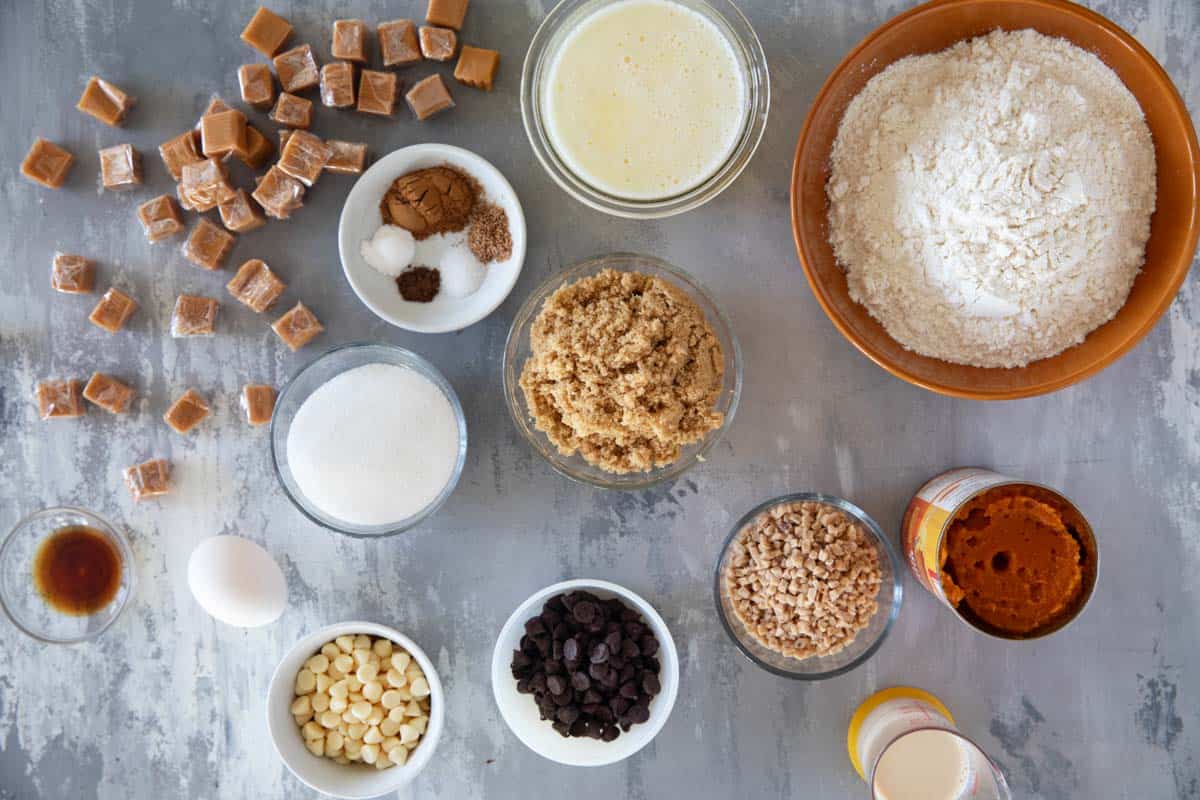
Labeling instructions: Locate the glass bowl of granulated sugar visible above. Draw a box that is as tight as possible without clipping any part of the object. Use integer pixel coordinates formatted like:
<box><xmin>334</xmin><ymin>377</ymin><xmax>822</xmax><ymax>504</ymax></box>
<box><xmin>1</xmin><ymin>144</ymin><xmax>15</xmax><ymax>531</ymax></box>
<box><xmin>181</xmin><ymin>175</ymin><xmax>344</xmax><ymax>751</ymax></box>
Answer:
<box><xmin>271</xmin><ymin>343</ymin><xmax>468</xmax><ymax>537</ymax></box>
<box><xmin>790</xmin><ymin>0</ymin><xmax>1199</xmax><ymax>399</ymax></box>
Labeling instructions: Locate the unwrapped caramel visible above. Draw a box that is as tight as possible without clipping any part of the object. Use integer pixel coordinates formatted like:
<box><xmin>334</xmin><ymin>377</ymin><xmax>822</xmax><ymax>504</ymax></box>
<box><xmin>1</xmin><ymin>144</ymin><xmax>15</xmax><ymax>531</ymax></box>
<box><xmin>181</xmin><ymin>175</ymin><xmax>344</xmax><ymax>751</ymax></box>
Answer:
<box><xmin>76</xmin><ymin>77</ymin><xmax>136</xmax><ymax>126</ymax></box>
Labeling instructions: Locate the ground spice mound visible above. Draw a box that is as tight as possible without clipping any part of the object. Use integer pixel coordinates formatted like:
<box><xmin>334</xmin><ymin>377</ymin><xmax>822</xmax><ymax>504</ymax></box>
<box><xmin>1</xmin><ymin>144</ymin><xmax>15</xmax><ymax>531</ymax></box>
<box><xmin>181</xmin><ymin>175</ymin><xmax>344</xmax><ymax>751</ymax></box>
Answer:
<box><xmin>519</xmin><ymin>269</ymin><xmax>724</xmax><ymax>473</ymax></box>
<box><xmin>467</xmin><ymin>202</ymin><xmax>512</xmax><ymax>263</ymax></box>
<box><xmin>396</xmin><ymin>266</ymin><xmax>440</xmax><ymax>302</ymax></box>
<box><xmin>380</xmin><ymin>166</ymin><xmax>477</xmax><ymax>240</ymax></box>
<box><xmin>940</xmin><ymin>486</ymin><xmax>1087</xmax><ymax>635</ymax></box>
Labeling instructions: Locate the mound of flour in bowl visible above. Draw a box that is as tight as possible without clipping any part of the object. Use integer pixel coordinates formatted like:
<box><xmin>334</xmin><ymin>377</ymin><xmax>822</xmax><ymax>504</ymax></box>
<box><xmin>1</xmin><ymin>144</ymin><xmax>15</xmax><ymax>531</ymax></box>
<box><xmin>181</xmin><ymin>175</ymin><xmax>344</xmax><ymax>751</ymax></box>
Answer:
<box><xmin>827</xmin><ymin>29</ymin><xmax>1156</xmax><ymax>368</ymax></box>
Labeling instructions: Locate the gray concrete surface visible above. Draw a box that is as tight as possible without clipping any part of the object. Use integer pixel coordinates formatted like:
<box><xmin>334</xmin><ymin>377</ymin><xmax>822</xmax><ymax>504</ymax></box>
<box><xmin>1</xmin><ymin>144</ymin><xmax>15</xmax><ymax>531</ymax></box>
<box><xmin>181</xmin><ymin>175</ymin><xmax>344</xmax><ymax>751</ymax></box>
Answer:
<box><xmin>1</xmin><ymin>0</ymin><xmax>1197</xmax><ymax>798</ymax></box>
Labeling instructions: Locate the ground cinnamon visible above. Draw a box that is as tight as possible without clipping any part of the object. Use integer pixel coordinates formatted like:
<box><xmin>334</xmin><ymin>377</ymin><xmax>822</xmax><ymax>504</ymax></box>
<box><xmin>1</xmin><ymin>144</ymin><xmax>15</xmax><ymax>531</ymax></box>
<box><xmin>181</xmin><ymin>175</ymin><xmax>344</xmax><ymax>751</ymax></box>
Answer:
<box><xmin>380</xmin><ymin>166</ymin><xmax>477</xmax><ymax>240</ymax></box>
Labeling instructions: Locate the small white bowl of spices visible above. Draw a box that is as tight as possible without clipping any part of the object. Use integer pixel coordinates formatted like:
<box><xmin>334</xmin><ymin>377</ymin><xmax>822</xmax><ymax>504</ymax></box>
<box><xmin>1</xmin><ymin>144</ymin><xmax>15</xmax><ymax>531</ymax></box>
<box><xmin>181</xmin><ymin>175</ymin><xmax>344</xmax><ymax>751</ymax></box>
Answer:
<box><xmin>338</xmin><ymin>143</ymin><xmax>526</xmax><ymax>334</ymax></box>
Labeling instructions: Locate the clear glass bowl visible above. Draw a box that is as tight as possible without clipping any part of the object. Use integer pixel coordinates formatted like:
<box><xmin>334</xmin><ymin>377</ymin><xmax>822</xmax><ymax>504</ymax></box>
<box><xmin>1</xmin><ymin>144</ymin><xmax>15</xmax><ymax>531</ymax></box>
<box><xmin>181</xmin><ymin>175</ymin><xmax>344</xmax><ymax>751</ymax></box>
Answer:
<box><xmin>503</xmin><ymin>254</ymin><xmax>742</xmax><ymax>490</ymax></box>
<box><xmin>271</xmin><ymin>343</ymin><xmax>469</xmax><ymax>538</ymax></box>
<box><xmin>521</xmin><ymin>0</ymin><xmax>770</xmax><ymax>218</ymax></box>
<box><xmin>714</xmin><ymin>493</ymin><xmax>903</xmax><ymax>679</ymax></box>
<box><xmin>0</xmin><ymin>507</ymin><xmax>136</xmax><ymax>644</ymax></box>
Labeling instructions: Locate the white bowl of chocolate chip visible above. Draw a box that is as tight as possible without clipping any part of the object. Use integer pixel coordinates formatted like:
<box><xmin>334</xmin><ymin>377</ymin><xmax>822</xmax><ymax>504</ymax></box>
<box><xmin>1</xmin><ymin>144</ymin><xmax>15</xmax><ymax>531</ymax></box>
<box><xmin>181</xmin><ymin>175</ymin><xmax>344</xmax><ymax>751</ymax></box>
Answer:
<box><xmin>338</xmin><ymin>143</ymin><xmax>526</xmax><ymax>334</ymax></box>
<box><xmin>491</xmin><ymin>579</ymin><xmax>680</xmax><ymax>767</ymax></box>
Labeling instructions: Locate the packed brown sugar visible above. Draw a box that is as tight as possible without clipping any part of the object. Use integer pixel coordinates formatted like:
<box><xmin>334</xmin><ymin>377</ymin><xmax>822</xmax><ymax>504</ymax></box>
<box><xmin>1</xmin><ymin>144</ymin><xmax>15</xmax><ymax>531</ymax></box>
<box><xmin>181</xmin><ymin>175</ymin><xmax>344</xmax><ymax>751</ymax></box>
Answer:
<box><xmin>939</xmin><ymin>485</ymin><xmax>1088</xmax><ymax>636</ymax></box>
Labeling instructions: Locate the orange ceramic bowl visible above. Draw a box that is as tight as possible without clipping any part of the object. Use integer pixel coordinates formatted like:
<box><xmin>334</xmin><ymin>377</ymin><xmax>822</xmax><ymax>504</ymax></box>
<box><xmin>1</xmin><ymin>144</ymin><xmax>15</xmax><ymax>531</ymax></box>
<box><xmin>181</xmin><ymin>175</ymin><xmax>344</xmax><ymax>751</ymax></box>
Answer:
<box><xmin>791</xmin><ymin>0</ymin><xmax>1200</xmax><ymax>399</ymax></box>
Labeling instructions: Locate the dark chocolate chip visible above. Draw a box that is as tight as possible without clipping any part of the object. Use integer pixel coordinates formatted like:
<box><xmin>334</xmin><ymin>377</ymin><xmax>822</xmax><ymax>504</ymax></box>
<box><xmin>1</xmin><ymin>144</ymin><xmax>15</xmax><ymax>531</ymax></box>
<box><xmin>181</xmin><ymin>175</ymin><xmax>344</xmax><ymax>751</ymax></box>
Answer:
<box><xmin>643</xmin><ymin>673</ymin><xmax>661</xmax><ymax>696</ymax></box>
<box><xmin>562</xmin><ymin>637</ymin><xmax>579</xmax><ymax>661</ymax></box>
<box><xmin>570</xmin><ymin>671</ymin><xmax>591</xmax><ymax>691</ymax></box>
<box><xmin>572</xmin><ymin>601</ymin><xmax>596</xmax><ymax>624</ymax></box>
<box><xmin>524</xmin><ymin>618</ymin><xmax>546</xmax><ymax>636</ymax></box>
<box><xmin>546</xmin><ymin>675</ymin><xmax>566</xmax><ymax>695</ymax></box>
<box><xmin>590</xmin><ymin>642</ymin><xmax>609</xmax><ymax>664</ymax></box>
<box><xmin>619</xmin><ymin>681</ymin><xmax>639</xmax><ymax>699</ymax></box>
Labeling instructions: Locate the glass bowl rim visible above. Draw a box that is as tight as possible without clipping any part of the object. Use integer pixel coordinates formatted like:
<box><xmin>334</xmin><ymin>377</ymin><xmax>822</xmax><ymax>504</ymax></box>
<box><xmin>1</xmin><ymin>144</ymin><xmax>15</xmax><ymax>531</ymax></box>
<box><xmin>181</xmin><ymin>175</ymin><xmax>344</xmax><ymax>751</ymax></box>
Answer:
<box><xmin>502</xmin><ymin>253</ymin><xmax>743</xmax><ymax>491</ymax></box>
<box><xmin>0</xmin><ymin>505</ymin><xmax>136</xmax><ymax>645</ymax></box>
<box><xmin>713</xmin><ymin>492</ymin><xmax>904</xmax><ymax>680</ymax></box>
<box><xmin>520</xmin><ymin>0</ymin><xmax>771</xmax><ymax>219</ymax></box>
<box><xmin>270</xmin><ymin>342</ymin><xmax>469</xmax><ymax>539</ymax></box>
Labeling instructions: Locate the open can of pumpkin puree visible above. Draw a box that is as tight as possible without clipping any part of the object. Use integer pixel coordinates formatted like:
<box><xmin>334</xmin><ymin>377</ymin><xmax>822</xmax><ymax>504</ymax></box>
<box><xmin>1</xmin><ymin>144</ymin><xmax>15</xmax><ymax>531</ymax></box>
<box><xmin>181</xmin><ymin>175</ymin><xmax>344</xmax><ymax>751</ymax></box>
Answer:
<box><xmin>901</xmin><ymin>468</ymin><xmax>1098</xmax><ymax>640</ymax></box>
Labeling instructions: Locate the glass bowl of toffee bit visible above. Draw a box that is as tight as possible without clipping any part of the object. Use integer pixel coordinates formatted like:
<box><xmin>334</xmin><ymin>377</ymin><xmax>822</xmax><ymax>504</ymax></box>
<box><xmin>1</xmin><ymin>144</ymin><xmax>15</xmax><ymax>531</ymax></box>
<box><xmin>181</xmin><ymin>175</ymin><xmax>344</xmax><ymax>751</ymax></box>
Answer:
<box><xmin>0</xmin><ymin>507</ymin><xmax>136</xmax><ymax>643</ymax></box>
<box><xmin>714</xmin><ymin>493</ymin><xmax>903</xmax><ymax>680</ymax></box>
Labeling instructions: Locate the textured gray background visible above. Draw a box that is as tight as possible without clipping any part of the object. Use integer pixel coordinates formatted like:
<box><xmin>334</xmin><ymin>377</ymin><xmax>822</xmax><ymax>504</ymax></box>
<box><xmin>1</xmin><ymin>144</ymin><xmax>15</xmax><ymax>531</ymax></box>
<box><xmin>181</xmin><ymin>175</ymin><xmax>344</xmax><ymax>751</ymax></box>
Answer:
<box><xmin>0</xmin><ymin>0</ymin><xmax>1197</xmax><ymax>798</ymax></box>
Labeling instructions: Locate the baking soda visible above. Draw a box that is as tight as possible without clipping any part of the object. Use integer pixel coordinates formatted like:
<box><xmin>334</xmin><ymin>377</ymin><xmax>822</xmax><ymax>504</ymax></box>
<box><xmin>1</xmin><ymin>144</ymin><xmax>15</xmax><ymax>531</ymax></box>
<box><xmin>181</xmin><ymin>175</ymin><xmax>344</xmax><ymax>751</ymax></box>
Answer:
<box><xmin>286</xmin><ymin>363</ymin><xmax>459</xmax><ymax>526</ymax></box>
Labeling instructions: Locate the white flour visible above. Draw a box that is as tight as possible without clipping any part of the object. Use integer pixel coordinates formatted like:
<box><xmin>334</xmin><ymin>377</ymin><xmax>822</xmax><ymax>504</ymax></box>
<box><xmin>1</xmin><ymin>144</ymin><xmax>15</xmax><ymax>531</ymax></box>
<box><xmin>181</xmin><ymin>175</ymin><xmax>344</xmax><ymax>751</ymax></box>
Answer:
<box><xmin>828</xmin><ymin>29</ymin><xmax>1156</xmax><ymax>368</ymax></box>
<box><xmin>286</xmin><ymin>363</ymin><xmax>460</xmax><ymax>526</ymax></box>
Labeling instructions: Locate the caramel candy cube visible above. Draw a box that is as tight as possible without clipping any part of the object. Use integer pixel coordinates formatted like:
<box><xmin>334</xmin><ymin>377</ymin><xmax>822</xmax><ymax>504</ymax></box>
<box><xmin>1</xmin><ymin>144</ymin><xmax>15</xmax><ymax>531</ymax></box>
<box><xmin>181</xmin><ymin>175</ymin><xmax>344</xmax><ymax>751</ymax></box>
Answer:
<box><xmin>455</xmin><ymin>46</ymin><xmax>500</xmax><ymax>91</ymax></box>
<box><xmin>238</xmin><ymin>63</ymin><xmax>276</xmax><ymax>109</ymax></box>
<box><xmin>378</xmin><ymin>20</ymin><xmax>421</xmax><ymax>67</ymax></box>
<box><xmin>124</xmin><ymin>458</ymin><xmax>170</xmax><ymax>501</ymax></box>
<box><xmin>270</xmin><ymin>92</ymin><xmax>313</xmax><ymax>128</ymax></box>
<box><xmin>83</xmin><ymin>372</ymin><xmax>134</xmax><ymax>414</ymax></box>
<box><xmin>279</xmin><ymin>129</ymin><xmax>293</xmax><ymax>151</ymax></box>
<box><xmin>240</xmin><ymin>124</ymin><xmax>276</xmax><ymax>170</ymax></box>
<box><xmin>427</xmin><ymin>0</ymin><xmax>469</xmax><ymax>30</ymax></box>
<box><xmin>164</xmin><ymin>389</ymin><xmax>210</xmax><ymax>434</ymax></box>
<box><xmin>201</xmin><ymin>109</ymin><xmax>247</xmax><ymax>159</ymax></box>
<box><xmin>241</xmin><ymin>7</ymin><xmax>292</xmax><ymax>57</ymax></box>
<box><xmin>89</xmin><ymin>288</ymin><xmax>138</xmax><ymax>333</ymax></box>
<box><xmin>278</xmin><ymin>130</ymin><xmax>333</xmax><ymax>187</ymax></box>
<box><xmin>227</xmin><ymin>259</ymin><xmax>286</xmax><ymax>312</ymax></box>
<box><xmin>51</xmin><ymin>254</ymin><xmax>95</xmax><ymax>294</ymax></box>
<box><xmin>196</xmin><ymin>97</ymin><xmax>233</xmax><ymax>131</ymax></box>
<box><xmin>406</xmin><ymin>74</ymin><xmax>455</xmax><ymax>121</ymax></box>
<box><xmin>252</xmin><ymin>166</ymin><xmax>306</xmax><ymax>219</ymax></box>
<box><xmin>219</xmin><ymin>190</ymin><xmax>267</xmax><ymax>234</ymax></box>
<box><xmin>76</xmin><ymin>77</ymin><xmax>136</xmax><ymax>126</ymax></box>
<box><xmin>242</xmin><ymin>384</ymin><xmax>277</xmax><ymax>425</ymax></box>
<box><xmin>419</xmin><ymin>26</ymin><xmax>457</xmax><ymax>61</ymax></box>
<box><xmin>272</xmin><ymin>302</ymin><xmax>324</xmax><ymax>351</ymax></box>
<box><xmin>158</xmin><ymin>130</ymin><xmax>203</xmax><ymax>180</ymax></box>
<box><xmin>37</xmin><ymin>380</ymin><xmax>85</xmax><ymax>420</ymax></box>
<box><xmin>325</xmin><ymin>140</ymin><xmax>368</xmax><ymax>175</ymax></box>
<box><xmin>179</xmin><ymin>157</ymin><xmax>236</xmax><ymax>211</ymax></box>
<box><xmin>274</xmin><ymin>44</ymin><xmax>320</xmax><ymax>93</ymax></box>
<box><xmin>137</xmin><ymin>195</ymin><xmax>185</xmax><ymax>243</ymax></box>
<box><xmin>332</xmin><ymin>19</ymin><xmax>367</xmax><ymax>62</ymax></box>
<box><xmin>358</xmin><ymin>70</ymin><xmax>398</xmax><ymax>116</ymax></box>
<box><xmin>21</xmin><ymin>138</ymin><xmax>74</xmax><ymax>189</ymax></box>
<box><xmin>320</xmin><ymin>61</ymin><xmax>356</xmax><ymax>108</ymax></box>
<box><xmin>99</xmin><ymin>144</ymin><xmax>142</xmax><ymax>190</ymax></box>
<box><xmin>171</xmin><ymin>295</ymin><xmax>220</xmax><ymax>337</ymax></box>
<box><xmin>183</xmin><ymin>218</ymin><xmax>236</xmax><ymax>270</ymax></box>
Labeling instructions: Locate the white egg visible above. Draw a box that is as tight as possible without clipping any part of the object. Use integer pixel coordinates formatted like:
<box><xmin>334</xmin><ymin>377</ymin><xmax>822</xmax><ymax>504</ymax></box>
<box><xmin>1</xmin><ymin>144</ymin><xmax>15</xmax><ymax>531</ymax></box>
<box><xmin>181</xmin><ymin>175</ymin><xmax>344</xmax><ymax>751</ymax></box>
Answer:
<box><xmin>187</xmin><ymin>535</ymin><xmax>287</xmax><ymax>627</ymax></box>
<box><xmin>359</xmin><ymin>225</ymin><xmax>415</xmax><ymax>278</ymax></box>
<box><xmin>438</xmin><ymin>247</ymin><xmax>486</xmax><ymax>298</ymax></box>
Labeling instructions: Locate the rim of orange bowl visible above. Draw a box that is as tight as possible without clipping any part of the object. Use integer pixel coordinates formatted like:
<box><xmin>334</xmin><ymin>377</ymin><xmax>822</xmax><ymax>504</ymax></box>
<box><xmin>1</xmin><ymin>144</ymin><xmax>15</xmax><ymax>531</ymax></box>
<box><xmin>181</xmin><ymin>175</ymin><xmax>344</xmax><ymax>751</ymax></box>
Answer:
<box><xmin>790</xmin><ymin>0</ymin><xmax>1200</xmax><ymax>401</ymax></box>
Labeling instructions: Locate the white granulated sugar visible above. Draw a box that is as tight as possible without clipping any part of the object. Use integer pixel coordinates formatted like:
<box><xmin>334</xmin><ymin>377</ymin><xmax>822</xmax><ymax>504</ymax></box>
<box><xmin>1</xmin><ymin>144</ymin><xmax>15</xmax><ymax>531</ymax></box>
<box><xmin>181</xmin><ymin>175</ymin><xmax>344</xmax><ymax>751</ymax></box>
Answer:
<box><xmin>286</xmin><ymin>363</ymin><xmax>460</xmax><ymax>526</ymax></box>
<box><xmin>828</xmin><ymin>29</ymin><xmax>1156</xmax><ymax>368</ymax></box>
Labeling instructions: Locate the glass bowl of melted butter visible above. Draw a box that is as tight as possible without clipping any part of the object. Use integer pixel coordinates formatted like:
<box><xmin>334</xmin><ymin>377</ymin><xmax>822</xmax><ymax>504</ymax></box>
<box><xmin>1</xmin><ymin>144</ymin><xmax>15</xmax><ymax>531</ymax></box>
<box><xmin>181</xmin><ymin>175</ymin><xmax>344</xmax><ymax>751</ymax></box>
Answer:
<box><xmin>522</xmin><ymin>0</ymin><xmax>769</xmax><ymax>218</ymax></box>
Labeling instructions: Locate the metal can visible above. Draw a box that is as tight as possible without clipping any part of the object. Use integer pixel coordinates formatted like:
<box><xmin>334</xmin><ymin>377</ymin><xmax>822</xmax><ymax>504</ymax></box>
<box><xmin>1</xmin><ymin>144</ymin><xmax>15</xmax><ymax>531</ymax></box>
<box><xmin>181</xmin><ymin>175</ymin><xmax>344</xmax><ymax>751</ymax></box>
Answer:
<box><xmin>901</xmin><ymin>467</ymin><xmax>1098</xmax><ymax>640</ymax></box>
<box><xmin>847</xmin><ymin>687</ymin><xmax>1010</xmax><ymax>799</ymax></box>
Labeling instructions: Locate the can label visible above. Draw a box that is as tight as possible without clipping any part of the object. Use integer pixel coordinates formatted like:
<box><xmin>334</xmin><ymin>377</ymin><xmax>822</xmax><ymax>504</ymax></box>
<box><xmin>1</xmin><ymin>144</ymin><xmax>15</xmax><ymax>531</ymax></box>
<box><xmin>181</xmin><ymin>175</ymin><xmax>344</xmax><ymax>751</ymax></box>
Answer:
<box><xmin>900</xmin><ymin>468</ymin><xmax>1014</xmax><ymax>605</ymax></box>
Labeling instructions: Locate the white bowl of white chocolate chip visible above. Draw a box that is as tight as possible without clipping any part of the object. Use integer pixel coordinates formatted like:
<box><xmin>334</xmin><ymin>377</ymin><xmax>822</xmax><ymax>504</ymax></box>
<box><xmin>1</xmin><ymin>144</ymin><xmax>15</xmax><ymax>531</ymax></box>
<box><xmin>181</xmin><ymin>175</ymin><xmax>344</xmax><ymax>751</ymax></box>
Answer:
<box><xmin>267</xmin><ymin>621</ymin><xmax>443</xmax><ymax>798</ymax></box>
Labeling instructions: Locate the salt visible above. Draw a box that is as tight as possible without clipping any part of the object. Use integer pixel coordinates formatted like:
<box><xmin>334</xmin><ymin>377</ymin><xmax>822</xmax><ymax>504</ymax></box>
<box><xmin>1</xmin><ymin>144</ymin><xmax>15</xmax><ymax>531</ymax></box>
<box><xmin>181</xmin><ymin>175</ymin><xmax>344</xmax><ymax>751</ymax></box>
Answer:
<box><xmin>438</xmin><ymin>247</ymin><xmax>486</xmax><ymax>298</ymax></box>
<box><xmin>360</xmin><ymin>225</ymin><xmax>415</xmax><ymax>278</ymax></box>
<box><xmin>285</xmin><ymin>363</ymin><xmax>460</xmax><ymax>526</ymax></box>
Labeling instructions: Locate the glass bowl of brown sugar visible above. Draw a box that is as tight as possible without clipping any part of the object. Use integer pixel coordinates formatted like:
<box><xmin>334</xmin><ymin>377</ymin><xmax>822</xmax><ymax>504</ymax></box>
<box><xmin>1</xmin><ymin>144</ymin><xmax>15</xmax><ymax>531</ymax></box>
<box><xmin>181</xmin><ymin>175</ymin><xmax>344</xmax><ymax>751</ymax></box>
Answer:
<box><xmin>0</xmin><ymin>506</ymin><xmax>136</xmax><ymax>644</ymax></box>
<box><xmin>503</xmin><ymin>253</ymin><xmax>742</xmax><ymax>490</ymax></box>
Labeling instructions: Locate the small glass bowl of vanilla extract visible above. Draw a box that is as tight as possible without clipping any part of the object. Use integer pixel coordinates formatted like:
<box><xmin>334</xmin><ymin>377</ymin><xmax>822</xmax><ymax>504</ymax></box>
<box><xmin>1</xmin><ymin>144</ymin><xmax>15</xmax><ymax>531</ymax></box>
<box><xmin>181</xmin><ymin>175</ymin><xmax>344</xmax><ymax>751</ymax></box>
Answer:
<box><xmin>0</xmin><ymin>507</ymin><xmax>135</xmax><ymax>643</ymax></box>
